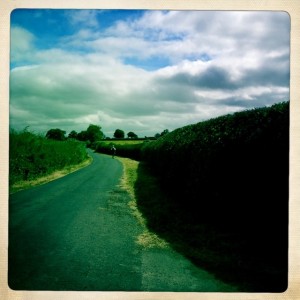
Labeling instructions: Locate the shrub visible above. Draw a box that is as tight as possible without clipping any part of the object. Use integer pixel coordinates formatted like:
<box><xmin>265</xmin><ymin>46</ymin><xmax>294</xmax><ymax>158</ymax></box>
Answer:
<box><xmin>139</xmin><ymin>101</ymin><xmax>289</xmax><ymax>291</ymax></box>
<box><xmin>141</xmin><ymin>101</ymin><xmax>289</xmax><ymax>230</ymax></box>
<box><xmin>95</xmin><ymin>141</ymin><xmax>144</xmax><ymax>160</ymax></box>
<box><xmin>9</xmin><ymin>129</ymin><xmax>88</xmax><ymax>185</ymax></box>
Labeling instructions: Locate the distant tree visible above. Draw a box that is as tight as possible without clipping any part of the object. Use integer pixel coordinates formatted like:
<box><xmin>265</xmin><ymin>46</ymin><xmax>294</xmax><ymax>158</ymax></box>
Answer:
<box><xmin>127</xmin><ymin>131</ymin><xmax>138</xmax><ymax>139</ymax></box>
<box><xmin>114</xmin><ymin>129</ymin><xmax>125</xmax><ymax>139</ymax></box>
<box><xmin>160</xmin><ymin>129</ymin><xmax>169</xmax><ymax>136</ymax></box>
<box><xmin>68</xmin><ymin>130</ymin><xmax>78</xmax><ymax>139</ymax></box>
<box><xmin>46</xmin><ymin>128</ymin><xmax>66</xmax><ymax>141</ymax></box>
<box><xmin>76</xmin><ymin>124</ymin><xmax>104</xmax><ymax>143</ymax></box>
<box><xmin>77</xmin><ymin>130</ymin><xmax>88</xmax><ymax>141</ymax></box>
<box><xmin>86</xmin><ymin>124</ymin><xmax>104</xmax><ymax>143</ymax></box>
<box><xmin>154</xmin><ymin>130</ymin><xmax>169</xmax><ymax>139</ymax></box>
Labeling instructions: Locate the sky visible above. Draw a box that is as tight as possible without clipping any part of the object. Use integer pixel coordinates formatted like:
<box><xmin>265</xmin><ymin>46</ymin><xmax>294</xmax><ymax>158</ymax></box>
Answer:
<box><xmin>10</xmin><ymin>9</ymin><xmax>290</xmax><ymax>137</ymax></box>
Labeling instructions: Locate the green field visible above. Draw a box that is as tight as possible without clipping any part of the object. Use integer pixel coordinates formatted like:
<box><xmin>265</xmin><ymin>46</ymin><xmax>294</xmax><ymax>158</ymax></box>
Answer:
<box><xmin>99</xmin><ymin>140</ymin><xmax>144</xmax><ymax>146</ymax></box>
<box><xmin>94</xmin><ymin>139</ymin><xmax>145</xmax><ymax>160</ymax></box>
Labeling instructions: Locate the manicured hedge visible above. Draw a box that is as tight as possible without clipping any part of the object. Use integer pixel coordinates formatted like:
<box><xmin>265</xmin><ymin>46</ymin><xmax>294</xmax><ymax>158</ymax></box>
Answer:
<box><xmin>141</xmin><ymin>101</ymin><xmax>289</xmax><ymax>231</ymax></box>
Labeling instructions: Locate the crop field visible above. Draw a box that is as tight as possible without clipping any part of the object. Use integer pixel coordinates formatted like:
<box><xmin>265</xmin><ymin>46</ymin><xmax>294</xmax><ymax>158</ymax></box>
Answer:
<box><xmin>94</xmin><ymin>139</ymin><xmax>146</xmax><ymax>160</ymax></box>
<box><xmin>99</xmin><ymin>140</ymin><xmax>144</xmax><ymax>146</ymax></box>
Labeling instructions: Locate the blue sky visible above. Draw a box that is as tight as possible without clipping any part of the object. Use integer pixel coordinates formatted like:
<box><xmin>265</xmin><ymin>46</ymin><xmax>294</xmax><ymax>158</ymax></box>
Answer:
<box><xmin>10</xmin><ymin>10</ymin><xmax>290</xmax><ymax>137</ymax></box>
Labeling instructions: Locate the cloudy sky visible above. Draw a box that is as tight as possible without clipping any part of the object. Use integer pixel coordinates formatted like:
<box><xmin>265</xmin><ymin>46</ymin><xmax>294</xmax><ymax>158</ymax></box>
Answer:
<box><xmin>10</xmin><ymin>9</ymin><xmax>290</xmax><ymax>137</ymax></box>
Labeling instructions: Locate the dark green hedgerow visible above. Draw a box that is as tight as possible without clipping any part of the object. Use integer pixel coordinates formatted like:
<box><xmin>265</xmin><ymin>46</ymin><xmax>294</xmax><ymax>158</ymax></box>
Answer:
<box><xmin>140</xmin><ymin>101</ymin><xmax>289</xmax><ymax>291</ymax></box>
<box><xmin>93</xmin><ymin>101</ymin><xmax>289</xmax><ymax>291</ymax></box>
<box><xmin>137</xmin><ymin>102</ymin><xmax>289</xmax><ymax>292</ymax></box>
<box><xmin>141</xmin><ymin>101</ymin><xmax>289</xmax><ymax>226</ymax></box>
<box><xmin>10</xmin><ymin>129</ymin><xmax>88</xmax><ymax>186</ymax></box>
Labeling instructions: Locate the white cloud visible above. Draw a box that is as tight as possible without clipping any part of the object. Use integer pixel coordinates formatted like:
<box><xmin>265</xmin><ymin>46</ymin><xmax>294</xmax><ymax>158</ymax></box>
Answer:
<box><xmin>10</xmin><ymin>26</ymin><xmax>35</xmax><ymax>63</ymax></box>
<box><xmin>65</xmin><ymin>10</ymin><xmax>100</xmax><ymax>28</ymax></box>
<box><xmin>10</xmin><ymin>11</ymin><xmax>290</xmax><ymax>136</ymax></box>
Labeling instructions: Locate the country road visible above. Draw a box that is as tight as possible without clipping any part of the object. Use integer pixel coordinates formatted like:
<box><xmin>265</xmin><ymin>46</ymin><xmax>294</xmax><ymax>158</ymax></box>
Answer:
<box><xmin>9</xmin><ymin>150</ymin><xmax>236</xmax><ymax>291</ymax></box>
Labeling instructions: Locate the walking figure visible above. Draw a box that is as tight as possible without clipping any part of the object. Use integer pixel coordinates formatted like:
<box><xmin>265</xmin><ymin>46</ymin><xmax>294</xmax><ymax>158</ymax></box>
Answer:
<box><xmin>111</xmin><ymin>145</ymin><xmax>116</xmax><ymax>158</ymax></box>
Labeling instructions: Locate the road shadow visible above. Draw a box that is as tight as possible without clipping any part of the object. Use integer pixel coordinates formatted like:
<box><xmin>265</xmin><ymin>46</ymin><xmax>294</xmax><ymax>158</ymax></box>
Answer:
<box><xmin>134</xmin><ymin>161</ymin><xmax>288</xmax><ymax>292</ymax></box>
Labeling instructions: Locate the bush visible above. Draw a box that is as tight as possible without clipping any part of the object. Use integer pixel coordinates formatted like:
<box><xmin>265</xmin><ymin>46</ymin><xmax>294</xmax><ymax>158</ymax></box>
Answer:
<box><xmin>142</xmin><ymin>101</ymin><xmax>289</xmax><ymax>230</ymax></box>
<box><xmin>95</xmin><ymin>141</ymin><xmax>144</xmax><ymax>160</ymax></box>
<box><xmin>10</xmin><ymin>129</ymin><xmax>88</xmax><ymax>185</ymax></box>
<box><xmin>140</xmin><ymin>101</ymin><xmax>289</xmax><ymax>291</ymax></box>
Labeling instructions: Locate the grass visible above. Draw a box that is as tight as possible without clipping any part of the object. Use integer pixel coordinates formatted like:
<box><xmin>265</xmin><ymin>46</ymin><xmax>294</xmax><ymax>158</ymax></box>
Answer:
<box><xmin>116</xmin><ymin>156</ymin><xmax>169</xmax><ymax>249</ymax></box>
<box><xmin>9</xmin><ymin>128</ymin><xmax>91</xmax><ymax>192</ymax></box>
<box><xmin>101</xmin><ymin>140</ymin><xmax>144</xmax><ymax>146</ymax></box>
<box><xmin>116</xmin><ymin>156</ymin><xmax>288</xmax><ymax>292</ymax></box>
<box><xmin>95</xmin><ymin>140</ymin><xmax>144</xmax><ymax>160</ymax></box>
<box><xmin>9</xmin><ymin>130</ymin><xmax>140</xmax><ymax>193</ymax></box>
<box><xmin>10</xmin><ymin>156</ymin><xmax>92</xmax><ymax>194</ymax></box>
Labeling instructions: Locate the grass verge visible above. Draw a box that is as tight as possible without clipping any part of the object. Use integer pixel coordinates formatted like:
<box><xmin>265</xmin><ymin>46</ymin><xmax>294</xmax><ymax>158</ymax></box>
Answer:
<box><xmin>100</xmin><ymin>140</ymin><xmax>144</xmax><ymax>146</ymax></box>
<box><xmin>133</xmin><ymin>161</ymin><xmax>287</xmax><ymax>292</ymax></box>
<box><xmin>10</xmin><ymin>156</ymin><xmax>92</xmax><ymax>194</ymax></box>
<box><xmin>115</xmin><ymin>157</ymin><xmax>287</xmax><ymax>291</ymax></box>
<box><xmin>116</xmin><ymin>156</ymin><xmax>169</xmax><ymax>249</ymax></box>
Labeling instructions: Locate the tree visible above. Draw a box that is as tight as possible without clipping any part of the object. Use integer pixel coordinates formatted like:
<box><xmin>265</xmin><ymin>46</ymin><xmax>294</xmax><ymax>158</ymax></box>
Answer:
<box><xmin>77</xmin><ymin>130</ymin><xmax>88</xmax><ymax>141</ymax></box>
<box><xmin>114</xmin><ymin>129</ymin><xmax>125</xmax><ymax>139</ymax></box>
<box><xmin>154</xmin><ymin>129</ymin><xmax>169</xmax><ymax>139</ymax></box>
<box><xmin>127</xmin><ymin>131</ymin><xmax>138</xmax><ymax>139</ymax></box>
<box><xmin>160</xmin><ymin>129</ymin><xmax>169</xmax><ymax>136</ymax></box>
<box><xmin>86</xmin><ymin>124</ymin><xmax>104</xmax><ymax>143</ymax></box>
<box><xmin>46</xmin><ymin>128</ymin><xmax>66</xmax><ymax>141</ymax></box>
<box><xmin>68</xmin><ymin>130</ymin><xmax>78</xmax><ymax>139</ymax></box>
<box><xmin>76</xmin><ymin>124</ymin><xmax>104</xmax><ymax>143</ymax></box>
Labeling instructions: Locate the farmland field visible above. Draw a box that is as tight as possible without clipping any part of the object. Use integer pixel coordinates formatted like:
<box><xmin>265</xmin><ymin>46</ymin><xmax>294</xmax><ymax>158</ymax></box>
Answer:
<box><xmin>99</xmin><ymin>140</ymin><xmax>145</xmax><ymax>146</ymax></box>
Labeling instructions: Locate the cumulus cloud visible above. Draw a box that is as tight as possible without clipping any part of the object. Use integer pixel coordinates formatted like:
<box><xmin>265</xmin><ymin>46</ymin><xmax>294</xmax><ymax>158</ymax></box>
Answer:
<box><xmin>9</xmin><ymin>10</ymin><xmax>290</xmax><ymax>136</ymax></box>
<box><xmin>10</xmin><ymin>26</ymin><xmax>35</xmax><ymax>64</ymax></box>
<box><xmin>65</xmin><ymin>10</ymin><xmax>101</xmax><ymax>28</ymax></box>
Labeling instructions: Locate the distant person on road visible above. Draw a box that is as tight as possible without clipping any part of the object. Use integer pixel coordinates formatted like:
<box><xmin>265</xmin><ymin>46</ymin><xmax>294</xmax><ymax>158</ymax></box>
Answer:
<box><xmin>111</xmin><ymin>145</ymin><xmax>116</xmax><ymax>159</ymax></box>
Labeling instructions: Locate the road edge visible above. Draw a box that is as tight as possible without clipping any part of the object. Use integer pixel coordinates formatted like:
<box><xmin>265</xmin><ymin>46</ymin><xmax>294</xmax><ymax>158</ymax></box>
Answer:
<box><xmin>9</xmin><ymin>155</ymin><xmax>93</xmax><ymax>194</ymax></box>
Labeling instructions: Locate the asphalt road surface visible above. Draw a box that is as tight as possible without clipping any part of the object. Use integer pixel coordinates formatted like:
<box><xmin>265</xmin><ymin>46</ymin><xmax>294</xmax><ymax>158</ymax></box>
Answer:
<box><xmin>9</xmin><ymin>150</ymin><xmax>236</xmax><ymax>291</ymax></box>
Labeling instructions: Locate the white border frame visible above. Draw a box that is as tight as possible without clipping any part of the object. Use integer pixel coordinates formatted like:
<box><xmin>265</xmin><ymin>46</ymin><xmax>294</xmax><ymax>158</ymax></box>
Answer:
<box><xmin>1</xmin><ymin>1</ymin><xmax>299</xmax><ymax>299</ymax></box>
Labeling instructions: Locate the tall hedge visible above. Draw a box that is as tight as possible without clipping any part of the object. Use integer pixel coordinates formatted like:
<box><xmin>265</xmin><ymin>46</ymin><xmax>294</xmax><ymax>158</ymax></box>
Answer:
<box><xmin>141</xmin><ymin>101</ymin><xmax>289</xmax><ymax>232</ymax></box>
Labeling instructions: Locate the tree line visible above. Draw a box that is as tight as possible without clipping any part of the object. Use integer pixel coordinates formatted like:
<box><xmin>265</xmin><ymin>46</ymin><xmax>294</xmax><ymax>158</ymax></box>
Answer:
<box><xmin>46</xmin><ymin>125</ymin><xmax>170</xmax><ymax>143</ymax></box>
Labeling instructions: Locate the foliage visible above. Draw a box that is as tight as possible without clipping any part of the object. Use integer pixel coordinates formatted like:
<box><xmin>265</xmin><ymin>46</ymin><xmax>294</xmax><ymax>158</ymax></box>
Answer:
<box><xmin>10</xmin><ymin>128</ymin><xmax>88</xmax><ymax>186</ymax></box>
<box><xmin>127</xmin><ymin>131</ymin><xmax>138</xmax><ymax>139</ymax></box>
<box><xmin>77</xmin><ymin>130</ymin><xmax>88</xmax><ymax>141</ymax></box>
<box><xmin>139</xmin><ymin>101</ymin><xmax>289</xmax><ymax>291</ymax></box>
<box><xmin>160</xmin><ymin>129</ymin><xmax>169</xmax><ymax>136</ymax></box>
<box><xmin>114</xmin><ymin>129</ymin><xmax>125</xmax><ymax>139</ymax></box>
<box><xmin>154</xmin><ymin>129</ymin><xmax>170</xmax><ymax>139</ymax></box>
<box><xmin>46</xmin><ymin>128</ymin><xmax>66</xmax><ymax>141</ymax></box>
<box><xmin>142</xmin><ymin>101</ymin><xmax>289</xmax><ymax>224</ymax></box>
<box><xmin>76</xmin><ymin>124</ymin><xmax>104</xmax><ymax>144</ymax></box>
<box><xmin>95</xmin><ymin>140</ymin><xmax>144</xmax><ymax>160</ymax></box>
<box><xmin>86</xmin><ymin>124</ymin><xmax>104</xmax><ymax>143</ymax></box>
<box><xmin>68</xmin><ymin>130</ymin><xmax>78</xmax><ymax>139</ymax></box>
